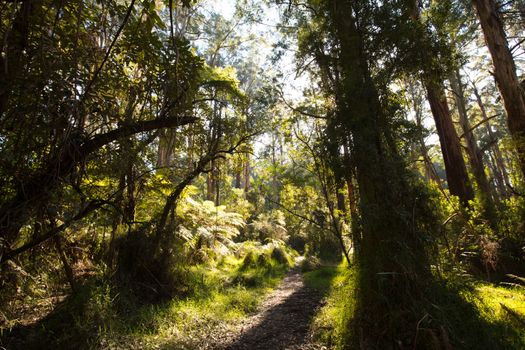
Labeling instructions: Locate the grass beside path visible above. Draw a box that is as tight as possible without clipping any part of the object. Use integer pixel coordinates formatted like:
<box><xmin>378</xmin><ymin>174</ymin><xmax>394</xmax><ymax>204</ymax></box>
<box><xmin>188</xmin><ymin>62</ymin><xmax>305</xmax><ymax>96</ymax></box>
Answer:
<box><xmin>304</xmin><ymin>260</ymin><xmax>525</xmax><ymax>349</ymax></box>
<box><xmin>1</xmin><ymin>243</ymin><xmax>296</xmax><ymax>350</ymax></box>
<box><xmin>121</xmin><ymin>254</ymin><xmax>291</xmax><ymax>349</ymax></box>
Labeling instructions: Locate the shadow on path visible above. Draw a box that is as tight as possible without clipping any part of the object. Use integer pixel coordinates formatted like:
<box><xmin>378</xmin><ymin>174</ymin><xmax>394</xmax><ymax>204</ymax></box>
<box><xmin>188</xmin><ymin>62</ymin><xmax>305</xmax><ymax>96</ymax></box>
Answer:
<box><xmin>219</xmin><ymin>269</ymin><xmax>325</xmax><ymax>350</ymax></box>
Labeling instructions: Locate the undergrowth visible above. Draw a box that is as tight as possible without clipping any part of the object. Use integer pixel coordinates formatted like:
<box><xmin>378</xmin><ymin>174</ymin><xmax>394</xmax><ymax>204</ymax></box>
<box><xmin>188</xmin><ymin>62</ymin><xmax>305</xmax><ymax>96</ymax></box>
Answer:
<box><xmin>308</xmin><ymin>261</ymin><xmax>525</xmax><ymax>349</ymax></box>
<box><xmin>0</xmin><ymin>241</ymin><xmax>295</xmax><ymax>350</ymax></box>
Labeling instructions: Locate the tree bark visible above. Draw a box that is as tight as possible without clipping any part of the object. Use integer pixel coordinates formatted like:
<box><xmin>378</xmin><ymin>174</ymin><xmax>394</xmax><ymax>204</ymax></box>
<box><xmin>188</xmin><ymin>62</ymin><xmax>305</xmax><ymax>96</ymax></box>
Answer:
<box><xmin>426</xmin><ymin>82</ymin><xmax>474</xmax><ymax>204</ymax></box>
<box><xmin>474</xmin><ymin>0</ymin><xmax>525</xmax><ymax>179</ymax></box>
<box><xmin>450</xmin><ymin>69</ymin><xmax>496</xmax><ymax>224</ymax></box>
<box><xmin>328</xmin><ymin>1</ymin><xmax>433</xmax><ymax>346</ymax></box>
<box><xmin>472</xmin><ymin>83</ymin><xmax>511</xmax><ymax>198</ymax></box>
<box><xmin>243</xmin><ymin>160</ymin><xmax>251</xmax><ymax>191</ymax></box>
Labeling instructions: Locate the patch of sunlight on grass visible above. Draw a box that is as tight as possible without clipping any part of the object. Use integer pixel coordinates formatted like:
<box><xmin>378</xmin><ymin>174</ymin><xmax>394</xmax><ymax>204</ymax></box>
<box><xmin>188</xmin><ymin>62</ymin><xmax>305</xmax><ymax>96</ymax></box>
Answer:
<box><xmin>306</xmin><ymin>260</ymin><xmax>355</xmax><ymax>349</ymax></box>
<box><xmin>126</xmin><ymin>254</ymin><xmax>290</xmax><ymax>348</ymax></box>
<box><xmin>474</xmin><ymin>284</ymin><xmax>525</xmax><ymax>318</ymax></box>
<box><xmin>463</xmin><ymin>283</ymin><xmax>525</xmax><ymax>346</ymax></box>
<box><xmin>303</xmin><ymin>266</ymin><xmax>339</xmax><ymax>293</ymax></box>
<box><xmin>308</xmin><ymin>264</ymin><xmax>525</xmax><ymax>350</ymax></box>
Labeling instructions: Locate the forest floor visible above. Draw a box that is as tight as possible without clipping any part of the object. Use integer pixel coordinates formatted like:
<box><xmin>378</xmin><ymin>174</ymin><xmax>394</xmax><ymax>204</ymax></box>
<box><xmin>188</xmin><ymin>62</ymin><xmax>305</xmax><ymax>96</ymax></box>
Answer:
<box><xmin>209</xmin><ymin>264</ymin><xmax>327</xmax><ymax>350</ymax></box>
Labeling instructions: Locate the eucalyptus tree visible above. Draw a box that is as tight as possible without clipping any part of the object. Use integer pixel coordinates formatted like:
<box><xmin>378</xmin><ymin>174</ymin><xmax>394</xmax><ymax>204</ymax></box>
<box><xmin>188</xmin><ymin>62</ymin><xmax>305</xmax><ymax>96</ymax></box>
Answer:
<box><xmin>285</xmin><ymin>0</ymin><xmax>444</xmax><ymax>347</ymax></box>
<box><xmin>427</xmin><ymin>0</ymin><xmax>498</xmax><ymax>222</ymax></box>
<box><xmin>474</xmin><ymin>0</ymin><xmax>525</xmax><ymax>181</ymax></box>
<box><xmin>403</xmin><ymin>0</ymin><xmax>475</xmax><ymax>205</ymax></box>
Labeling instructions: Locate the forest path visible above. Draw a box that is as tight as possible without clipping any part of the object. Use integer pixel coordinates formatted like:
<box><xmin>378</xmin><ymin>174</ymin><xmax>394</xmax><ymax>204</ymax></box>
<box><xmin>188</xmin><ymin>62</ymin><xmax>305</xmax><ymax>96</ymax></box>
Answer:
<box><xmin>213</xmin><ymin>262</ymin><xmax>326</xmax><ymax>350</ymax></box>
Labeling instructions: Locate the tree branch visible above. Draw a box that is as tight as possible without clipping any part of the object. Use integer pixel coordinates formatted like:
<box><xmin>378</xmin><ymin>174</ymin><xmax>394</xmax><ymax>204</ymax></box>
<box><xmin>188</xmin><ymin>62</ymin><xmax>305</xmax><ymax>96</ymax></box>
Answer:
<box><xmin>81</xmin><ymin>115</ymin><xmax>198</xmax><ymax>154</ymax></box>
<box><xmin>77</xmin><ymin>0</ymin><xmax>136</xmax><ymax>110</ymax></box>
<box><xmin>458</xmin><ymin>114</ymin><xmax>500</xmax><ymax>139</ymax></box>
<box><xmin>0</xmin><ymin>200</ymin><xmax>107</xmax><ymax>265</ymax></box>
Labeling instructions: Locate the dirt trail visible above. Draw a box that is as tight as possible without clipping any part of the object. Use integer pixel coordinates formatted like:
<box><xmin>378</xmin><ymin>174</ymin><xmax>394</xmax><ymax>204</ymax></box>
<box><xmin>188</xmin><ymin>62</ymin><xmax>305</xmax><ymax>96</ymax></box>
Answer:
<box><xmin>214</xmin><ymin>267</ymin><xmax>326</xmax><ymax>350</ymax></box>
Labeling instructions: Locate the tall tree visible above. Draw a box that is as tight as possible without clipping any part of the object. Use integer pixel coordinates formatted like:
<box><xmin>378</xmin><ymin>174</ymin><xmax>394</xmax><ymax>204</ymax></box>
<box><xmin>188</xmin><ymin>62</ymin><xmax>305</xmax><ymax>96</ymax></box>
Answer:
<box><xmin>450</xmin><ymin>68</ymin><xmax>496</xmax><ymax>223</ymax></box>
<box><xmin>473</xmin><ymin>0</ymin><xmax>525</xmax><ymax>180</ymax></box>
<box><xmin>293</xmin><ymin>0</ymin><xmax>440</xmax><ymax>346</ymax></box>
<box><xmin>409</xmin><ymin>1</ymin><xmax>474</xmax><ymax>205</ymax></box>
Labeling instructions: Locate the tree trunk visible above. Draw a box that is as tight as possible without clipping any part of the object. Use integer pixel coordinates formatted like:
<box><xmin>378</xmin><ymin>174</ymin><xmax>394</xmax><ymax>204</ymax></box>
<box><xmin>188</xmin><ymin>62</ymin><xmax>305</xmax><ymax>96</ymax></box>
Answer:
<box><xmin>474</xmin><ymin>0</ymin><xmax>525</xmax><ymax>179</ymax></box>
<box><xmin>342</xmin><ymin>141</ymin><xmax>360</xmax><ymax>256</ymax></box>
<box><xmin>235</xmin><ymin>170</ymin><xmax>242</xmax><ymax>189</ymax></box>
<box><xmin>243</xmin><ymin>160</ymin><xmax>251</xmax><ymax>191</ymax></box>
<box><xmin>328</xmin><ymin>1</ymin><xmax>433</xmax><ymax>346</ymax></box>
<box><xmin>487</xmin><ymin>150</ymin><xmax>507</xmax><ymax>199</ymax></box>
<box><xmin>156</xmin><ymin>129</ymin><xmax>177</xmax><ymax>167</ymax></box>
<box><xmin>207</xmin><ymin>159</ymin><xmax>216</xmax><ymax>201</ymax></box>
<box><xmin>54</xmin><ymin>236</ymin><xmax>78</xmax><ymax>294</ymax></box>
<box><xmin>450</xmin><ymin>69</ymin><xmax>496</xmax><ymax>224</ymax></box>
<box><xmin>472</xmin><ymin>83</ymin><xmax>511</xmax><ymax>198</ymax></box>
<box><xmin>215</xmin><ymin>166</ymin><xmax>220</xmax><ymax>206</ymax></box>
<box><xmin>0</xmin><ymin>1</ymin><xmax>41</xmax><ymax>118</ymax></box>
<box><xmin>426</xmin><ymin>82</ymin><xmax>474</xmax><ymax>204</ymax></box>
<box><xmin>407</xmin><ymin>80</ymin><xmax>441</xmax><ymax>183</ymax></box>
<box><xmin>408</xmin><ymin>0</ymin><xmax>473</xmax><ymax>204</ymax></box>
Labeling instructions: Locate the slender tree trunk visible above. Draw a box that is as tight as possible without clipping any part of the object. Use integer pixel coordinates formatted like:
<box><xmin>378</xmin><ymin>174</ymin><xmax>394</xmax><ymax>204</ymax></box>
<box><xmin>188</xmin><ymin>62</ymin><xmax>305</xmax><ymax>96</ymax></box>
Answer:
<box><xmin>425</xmin><ymin>82</ymin><xmax>474</xmax><ymax>205</ymax></box>
<box><xmin>487</xmin><ymin>150</ymin><xmax>507</xmax><ymax>199</ymax></box>
<box><xmin>342</xmin><ymin>142</ymin><xmax>359</xmax><ymax>256</ymax></box>
<box><xmin>215</xmin><ymin>166</ymin><xmax>220</xmax><ymax>206</ymax></box>
<box><xmin>53</xmin><ymin>236</ymin><xmax>78</xmax><ymax>294</ymax></box>
<box><xmin>235</xmin><ymin>170</ymin><xmax>242</xmax><ymax>189</ymax></box>
<box><xmin>243</xmin><ymin>160</ymin><xmax>251</xmax><ymax>192</ymax></box>
<box><xmin>157</xmin><ymin>129</ymin><xmax>177</xmax><ymax>167</ymax></box>
<box><xmin>450</xmin><ymin>69</ymin><xmax>496</xmax><ymax>224</ymax></box>
<box><xmin>472</xmin><ymin>84</ymin><xmax>511</xmax><ymax>197</ymax></box>
<box><xmin>0</xmin><ymin>1</ymin><xmax>41</xmax><ymax>118</ymax></box>
<box><xmin>124</xmin><ymin>163</ymin><xmax>136</xmax><ymax>234</ymax></box>
<box><xmin>207</xmin><ymin>159</ymin><xmax>216</xmax><ymax>201</ymax></box>
<box><xmin>407</xmin><ymin>80</ymin><xmax>441</xmax><ymax>183</ymax></box>
<box><xmin>474</xmin><ymin>0</ymin><xmax>525</xmax><ymax>179</ymax></box>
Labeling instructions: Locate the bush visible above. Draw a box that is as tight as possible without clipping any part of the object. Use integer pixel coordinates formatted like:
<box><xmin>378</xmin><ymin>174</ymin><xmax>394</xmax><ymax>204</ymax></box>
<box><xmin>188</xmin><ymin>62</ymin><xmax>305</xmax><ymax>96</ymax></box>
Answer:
<box><xmin>270</xmin><ymin>246</ymin><xmax>290</xmax><ymax>265</ymax></box>
<box><xmin>301</xmin><ymin>255</ymin><xmax>321</xmax><ymax>272</ymax></box>
<box><xmin>115</xmin><ymin>231</ymin><xmax>189</xmax><ymax>303</ymax></box>
<box><xmin>241</xmin><ymin>251</ymin><xmax>259</xmax><ymax>269</ymax></box>
<box><xmin>246</xmin><ymin>210</ymin><xmax>289</xmax><ymax>241</ymax></box>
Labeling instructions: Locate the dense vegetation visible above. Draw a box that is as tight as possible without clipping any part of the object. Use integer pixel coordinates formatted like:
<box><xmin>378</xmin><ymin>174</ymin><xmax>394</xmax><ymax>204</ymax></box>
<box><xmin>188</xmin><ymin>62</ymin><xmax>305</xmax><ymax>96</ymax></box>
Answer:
<box><xmin>1</xmin><ymin>0</ymin><xmax>525</xmax><ymax>349</ymax></box>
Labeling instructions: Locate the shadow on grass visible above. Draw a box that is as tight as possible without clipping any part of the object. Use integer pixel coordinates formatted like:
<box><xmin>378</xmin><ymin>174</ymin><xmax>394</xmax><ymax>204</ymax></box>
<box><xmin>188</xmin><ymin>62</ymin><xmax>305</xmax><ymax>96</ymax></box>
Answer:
<box><xmin>348</xmin><ymin>276</ymin><xmax>524</xmax><ymax>350</ymax></box>
<box><xmin>0</xmin><ymin>262</ymin><xmax>292</xmax><ymax>350</ymax></box>
<box><xmin>419</xmin><ymin>282</ymin><xmax>525</xmax><ymax>350</ymax></box>
<box><xmin>0</xmin><ymin>276</ymin><xmax>113</xmax><ymax>350</ymax></box>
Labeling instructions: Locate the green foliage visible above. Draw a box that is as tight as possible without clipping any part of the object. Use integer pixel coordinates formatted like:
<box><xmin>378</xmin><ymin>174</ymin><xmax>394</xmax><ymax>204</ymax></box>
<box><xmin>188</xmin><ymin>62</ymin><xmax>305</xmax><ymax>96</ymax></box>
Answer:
<box><xmin>498</xmin><ymin>196</ymin><xmax>525</xmax><ymax>241</ymax></box>
<box><xmin>246</xmin><ymin>210</ymin><xmax>289</xmax><ymax>242</ymax></box>
<box><xmin>310</xmin><ymin>261</ymin><xmax>525</xmax><ymax>349</ymax></box>
<box><xmin>178</xmin><ymin>197</ymin><xmax>246</xmax><ymax>262</ymax></box>
<box><xmin>1</xmin><ymin>241</ymin><xmax>293</xmax><ymax>349</ymax></box>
